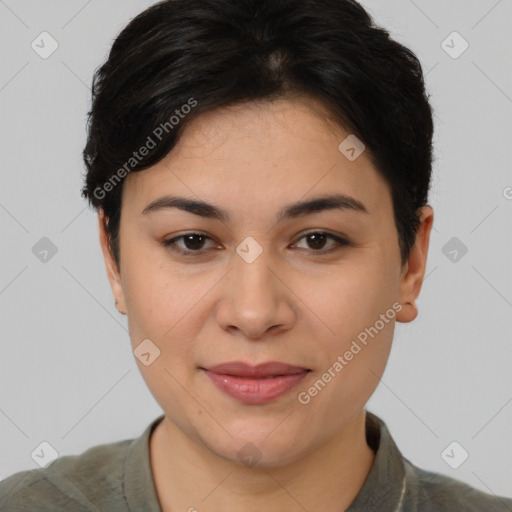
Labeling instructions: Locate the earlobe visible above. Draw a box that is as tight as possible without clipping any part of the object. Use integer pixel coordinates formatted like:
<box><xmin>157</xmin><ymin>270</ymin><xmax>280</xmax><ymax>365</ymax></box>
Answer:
<box><xmin>396</xmin><ymin>300</ymin><xmax>417</xmax><ymax>323</ymax></box>
<box><xmin>98</xmin><ymin>209</ymin><xmax>126</xmax><ymax>314</ymax></box>
<box><xmin>396</xmin><ymin>206</ymin><xmax>434</xmax><ymax>324</ymax></box>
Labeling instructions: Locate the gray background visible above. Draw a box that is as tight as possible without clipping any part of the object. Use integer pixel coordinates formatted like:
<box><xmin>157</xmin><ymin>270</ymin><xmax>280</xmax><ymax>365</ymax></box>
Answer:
<box><xmin>1</xmin><ymin>0</ymin><xmax>511</xmax><ymax>500</ymax></box>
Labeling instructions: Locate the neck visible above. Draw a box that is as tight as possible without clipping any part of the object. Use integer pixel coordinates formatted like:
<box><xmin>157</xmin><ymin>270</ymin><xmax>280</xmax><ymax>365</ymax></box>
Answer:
<box><xmin>149</xmin><ymin>410</ymin><xmax>375</xmax><ymax>512</ymax></box>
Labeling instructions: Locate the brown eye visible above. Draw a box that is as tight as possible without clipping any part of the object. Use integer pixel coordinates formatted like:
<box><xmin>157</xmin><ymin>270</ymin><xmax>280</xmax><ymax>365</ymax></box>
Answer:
<box><xmin>305</xmin><ymin>233</ymin><xmax>328</xmax><ymax>250</ymax></box>
<box><xmin>293</xmin><ymin>232</ymin><xmax>349</xmax><ymax>254</ymax></box>
<box><xmin>181</xmin><ymin>234</ymin><xmax>207</xmax><ymax>250</ymax></box>
<box><xmin>162</xmin><ymin>232</ymin><xmax>216</xmax><ymax>255</ymax></box>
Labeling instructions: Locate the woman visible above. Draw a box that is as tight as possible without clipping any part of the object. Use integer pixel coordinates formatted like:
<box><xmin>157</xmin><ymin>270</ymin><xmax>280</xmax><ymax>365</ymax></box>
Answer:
<box><xmin>1</xmin><ymin>0</ymin><xmax>510</xmax><ymax>510</ymax></box>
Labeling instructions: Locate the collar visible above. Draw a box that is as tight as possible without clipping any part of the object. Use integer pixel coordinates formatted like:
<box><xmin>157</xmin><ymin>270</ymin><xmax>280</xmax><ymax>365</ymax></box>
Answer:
<box><xmin>123</xmin><ymin>414</ymin><xmax>165</xmax><ymax>511</ymax></box>
<box><xmin>346</xmin><ymin>411</ymin><xmax>407</xmax><ymax>511</ymax></box>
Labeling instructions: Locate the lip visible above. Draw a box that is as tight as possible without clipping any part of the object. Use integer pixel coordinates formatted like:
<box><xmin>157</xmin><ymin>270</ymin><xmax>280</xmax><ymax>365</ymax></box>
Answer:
<box><xmin>204</xmin><ymin>361</ymin><xmax>310</xmax><ymax>377</ymax></box>
<box><xmin>200</xmin><ymin>361</ymin><xmax>311</xmax><ymax>405</ymax></box>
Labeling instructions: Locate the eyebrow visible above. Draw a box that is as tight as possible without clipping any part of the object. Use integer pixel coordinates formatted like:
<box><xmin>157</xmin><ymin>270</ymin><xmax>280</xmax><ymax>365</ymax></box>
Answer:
<box><xmin>141</xmin><ymin>193</ymin><xmax>368</xmax><ymax>222</ymax></box>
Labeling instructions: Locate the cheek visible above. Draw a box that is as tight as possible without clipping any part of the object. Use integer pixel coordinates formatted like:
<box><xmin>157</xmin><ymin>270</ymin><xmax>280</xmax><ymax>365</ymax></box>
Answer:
<box><xmin>122</xmin><ymin>262</ymin><xmax>203</xmax><ymax>414</ymax></box>
<box><xmin>120</xmin><ymin>235</ymin><xmax>178</xmax><ymax>321</ymax></box>
<box><xmin>299</xmin><ymin>257</ymin><xmax>398</xmax><ymax>343</ymax></box>
<box><xmin>121</xmin><ymin>253</ymin><xmax>226</xmax><ymax>382</ymax></box>
<box><xmin>294</xmin><ymin>254</ymin><xmax>398</xmax><ymax>401</ymax></box>
<box><xmin>119</xmin><ymin>242</ymin><xmax>190</xmax><ymax>350</ymax></box>
<box><xmin>125</xmin><ymin>275</ymin><xmax>202</xmax><ymax>356</ymax></box>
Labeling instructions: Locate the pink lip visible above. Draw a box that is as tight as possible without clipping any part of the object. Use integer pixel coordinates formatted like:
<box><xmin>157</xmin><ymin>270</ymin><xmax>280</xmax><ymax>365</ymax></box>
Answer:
<box><xmin>200</xmin><ymin>361</ymin><xmax>311</xmax><ymax>405</ymax></box>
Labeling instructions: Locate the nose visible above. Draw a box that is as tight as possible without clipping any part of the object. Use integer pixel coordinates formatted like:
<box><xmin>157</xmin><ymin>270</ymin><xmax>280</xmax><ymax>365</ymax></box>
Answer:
<box><xmin>215</xmin><ymin>248</ymin><xmax>296</xmax><ymax>340</ymax></box>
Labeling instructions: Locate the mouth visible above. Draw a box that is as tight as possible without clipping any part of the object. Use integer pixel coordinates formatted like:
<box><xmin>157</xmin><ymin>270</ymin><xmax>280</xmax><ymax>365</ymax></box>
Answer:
<box><xmin>199</xmin><ymin>361</ymin><xmax>312</xmax><ymax>405</ymax></box>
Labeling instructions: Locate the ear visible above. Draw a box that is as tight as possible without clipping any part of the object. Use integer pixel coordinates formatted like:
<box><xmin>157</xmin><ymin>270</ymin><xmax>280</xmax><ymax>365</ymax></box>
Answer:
<box><xmin>396</xmin><ymin>206</ymin><xmax>434</xmax><ymax>323</ymax></box>
<box><xmin>98</xmin><ymin>209</ymin><xmax>126</xmax><ymax>315</ymax></box>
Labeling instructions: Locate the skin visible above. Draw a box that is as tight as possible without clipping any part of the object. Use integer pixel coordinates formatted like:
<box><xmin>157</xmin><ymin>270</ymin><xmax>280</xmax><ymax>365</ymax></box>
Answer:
<box><xmin>98</xmin><ymin>96</ymin><xmax>433</xmax><ymax>512</ymax></box>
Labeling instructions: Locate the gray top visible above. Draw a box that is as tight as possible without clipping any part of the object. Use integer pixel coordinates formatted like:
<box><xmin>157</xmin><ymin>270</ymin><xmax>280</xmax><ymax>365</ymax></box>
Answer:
<box><xmin>1</xmin><ymin>411</ymin><xmax>511</xmax><ymax>511</ymax></box>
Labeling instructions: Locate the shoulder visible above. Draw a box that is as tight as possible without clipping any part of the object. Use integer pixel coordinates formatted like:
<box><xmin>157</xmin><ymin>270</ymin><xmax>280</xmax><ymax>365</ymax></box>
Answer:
<box><xmin>404</xmin><ymin>458</ymin><xmax>512</xmax><ymax>512</ymax></box>
<box><xmin>0</xmin><ymin>437</ymin><xmax>133</xmax><ymax>512</ymax></box>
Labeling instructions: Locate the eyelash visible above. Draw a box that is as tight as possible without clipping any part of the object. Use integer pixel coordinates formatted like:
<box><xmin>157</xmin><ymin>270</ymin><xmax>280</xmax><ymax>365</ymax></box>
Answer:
<box><xmin>162</xmin><ymin>231</ymin><xmax>350</xmax><ymax>257</ymax></box>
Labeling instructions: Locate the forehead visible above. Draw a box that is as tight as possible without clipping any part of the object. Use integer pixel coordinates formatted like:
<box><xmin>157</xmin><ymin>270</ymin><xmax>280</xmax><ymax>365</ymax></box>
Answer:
<box><xmin>121</xmin><ymin>98</ymin><xmax>393</xmax><ymax>223</ymax></box>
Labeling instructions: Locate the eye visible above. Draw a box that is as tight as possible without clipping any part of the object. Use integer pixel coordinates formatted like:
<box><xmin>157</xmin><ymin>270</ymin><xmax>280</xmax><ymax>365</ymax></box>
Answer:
<box><xmin>292</xmin><ymin>231</ymin><xmax>350</xmax><ymax>254</ymax></box>
<box><xmin>162</xmin><ymin>231</ymin><xmax>349</xmax><ymax>257</ymax></box>
<box><xmin>162</xmin><ymin>232</ymin><xmax>218</xmax><ymax>256</ymax></box>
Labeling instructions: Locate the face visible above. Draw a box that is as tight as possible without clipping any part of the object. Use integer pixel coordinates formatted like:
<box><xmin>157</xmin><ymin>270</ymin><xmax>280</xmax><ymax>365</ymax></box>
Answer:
<box><xmin>99</xmin><ymin>97</ymin><xmax>432</xmax><ymax>468</ymax></box>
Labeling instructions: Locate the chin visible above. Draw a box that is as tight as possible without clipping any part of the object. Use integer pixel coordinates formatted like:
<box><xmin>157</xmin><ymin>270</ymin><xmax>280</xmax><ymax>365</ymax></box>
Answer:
<box><xmin>201</xmin><ymin>425</ymin><xmax>313</xmax><ymax>470</ymax></box>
